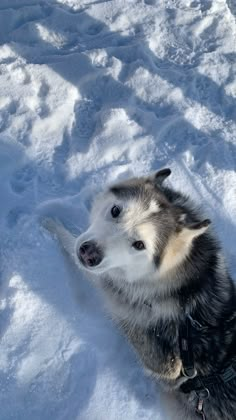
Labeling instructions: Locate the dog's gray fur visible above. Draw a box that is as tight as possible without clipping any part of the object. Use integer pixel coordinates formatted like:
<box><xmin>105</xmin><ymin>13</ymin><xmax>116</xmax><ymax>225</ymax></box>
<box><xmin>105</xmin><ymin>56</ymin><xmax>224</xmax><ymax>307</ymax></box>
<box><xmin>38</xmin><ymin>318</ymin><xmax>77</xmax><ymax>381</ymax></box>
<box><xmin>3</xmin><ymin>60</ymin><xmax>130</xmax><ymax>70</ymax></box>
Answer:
<box><xmin>43</xmin><ymin>169</ymin><xmax>236</xmax><ymax>420</ymax></box>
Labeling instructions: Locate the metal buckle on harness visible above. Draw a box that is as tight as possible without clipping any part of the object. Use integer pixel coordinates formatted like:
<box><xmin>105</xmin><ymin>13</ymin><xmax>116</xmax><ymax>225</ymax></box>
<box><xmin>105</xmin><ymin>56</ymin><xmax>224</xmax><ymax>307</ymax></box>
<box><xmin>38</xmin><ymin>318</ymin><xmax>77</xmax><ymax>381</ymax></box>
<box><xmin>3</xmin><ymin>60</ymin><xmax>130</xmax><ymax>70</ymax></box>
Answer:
<box><xmin>195</xmin><ymin>388</ymin><xmax>210</xmax><ymax>420</ymax></box>
<box><xmin>181</xmin><ymin>366</ymin><xmax>197</xmax><ymax>379</ymax></box>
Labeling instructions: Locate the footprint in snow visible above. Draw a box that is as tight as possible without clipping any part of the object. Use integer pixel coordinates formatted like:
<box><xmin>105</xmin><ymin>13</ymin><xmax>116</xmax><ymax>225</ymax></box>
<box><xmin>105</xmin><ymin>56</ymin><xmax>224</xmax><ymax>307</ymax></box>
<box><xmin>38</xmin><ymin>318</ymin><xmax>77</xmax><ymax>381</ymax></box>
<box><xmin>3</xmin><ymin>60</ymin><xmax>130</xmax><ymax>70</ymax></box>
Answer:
<box><xmin>37</xmin><ymin>80</ymin><xmax>50</xmax><ymax>118</ymax></box>
<box><xmin>10</xmin><ymin>163</ymin><xmax>36</xmax><ymax>194</ymax></box>
<box><xmin>0</xmin><ymin>100</ymin><xmax>19</xmax><ymax>134</ymax></box>
<box><xmin>7</xmin><ymin>206</ymin><xmax>30</xmax><ymax>228</ymax></box>
<box><xmin>144</xmin><ymin>0</ymin><xmax>156</xmax><ymax>5</ymax></box>
<box><xmin>70</xmin><ymin>99</ymin><xmax>98</xmax><ymax>153</ymax></box>
<box><xmin>86</xmin><ymin>22</ymin><xmax>104</xmax><ymax>36</ymax></box>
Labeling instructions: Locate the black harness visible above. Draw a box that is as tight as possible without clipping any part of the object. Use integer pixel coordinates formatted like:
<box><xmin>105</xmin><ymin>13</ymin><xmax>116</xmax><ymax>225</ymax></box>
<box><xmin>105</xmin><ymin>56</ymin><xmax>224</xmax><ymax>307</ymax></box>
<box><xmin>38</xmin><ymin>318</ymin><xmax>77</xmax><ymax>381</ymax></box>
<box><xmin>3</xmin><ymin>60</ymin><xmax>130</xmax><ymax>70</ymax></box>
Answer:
<box><xmin>179</xmin><ymin>314</ymin><xmax>236</xmax><ymax>419</ymax></box>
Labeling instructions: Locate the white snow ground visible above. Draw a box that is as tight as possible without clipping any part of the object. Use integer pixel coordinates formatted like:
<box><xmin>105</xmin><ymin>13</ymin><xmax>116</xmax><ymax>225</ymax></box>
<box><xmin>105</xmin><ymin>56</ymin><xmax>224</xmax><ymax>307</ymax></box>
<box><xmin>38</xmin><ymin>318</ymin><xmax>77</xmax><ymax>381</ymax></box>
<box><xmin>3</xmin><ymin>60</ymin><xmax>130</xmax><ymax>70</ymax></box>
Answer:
<box><xmin>0</xmin><ymin>0</ymin><xmax>236</xmax><ymax>419</ymax></box>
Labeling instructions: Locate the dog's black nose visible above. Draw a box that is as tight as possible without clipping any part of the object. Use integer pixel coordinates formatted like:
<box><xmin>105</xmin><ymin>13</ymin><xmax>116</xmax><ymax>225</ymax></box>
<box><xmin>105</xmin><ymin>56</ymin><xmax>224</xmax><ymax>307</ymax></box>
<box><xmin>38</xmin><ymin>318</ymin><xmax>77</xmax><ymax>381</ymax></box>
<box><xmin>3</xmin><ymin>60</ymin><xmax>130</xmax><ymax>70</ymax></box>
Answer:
<box><xmin>78</xmin><ymin>241</ymin><xmax>103</xmax><ymax>267</ymax></box>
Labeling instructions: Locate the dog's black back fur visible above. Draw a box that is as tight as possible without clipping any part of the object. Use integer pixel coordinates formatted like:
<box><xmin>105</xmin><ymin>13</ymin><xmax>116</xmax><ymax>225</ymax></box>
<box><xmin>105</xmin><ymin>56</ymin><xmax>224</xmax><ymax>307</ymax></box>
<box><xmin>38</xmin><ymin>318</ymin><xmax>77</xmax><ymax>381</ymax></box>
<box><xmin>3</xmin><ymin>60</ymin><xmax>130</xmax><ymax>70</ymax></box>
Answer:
<box><xmin>116</xmin><ymin>184</ymin><xmax>236</xmax><ymax>420</ymax></box>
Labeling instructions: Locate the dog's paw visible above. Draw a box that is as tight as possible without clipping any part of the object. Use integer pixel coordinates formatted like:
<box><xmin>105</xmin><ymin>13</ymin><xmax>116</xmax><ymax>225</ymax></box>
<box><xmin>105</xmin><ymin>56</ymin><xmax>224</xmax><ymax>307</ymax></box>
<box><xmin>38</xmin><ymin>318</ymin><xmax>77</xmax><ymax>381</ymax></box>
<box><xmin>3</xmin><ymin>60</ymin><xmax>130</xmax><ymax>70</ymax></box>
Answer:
<box><xmin>41</xmin><ymin>217</ymin><xmax>62</xmax><ymax>236</ymax></box>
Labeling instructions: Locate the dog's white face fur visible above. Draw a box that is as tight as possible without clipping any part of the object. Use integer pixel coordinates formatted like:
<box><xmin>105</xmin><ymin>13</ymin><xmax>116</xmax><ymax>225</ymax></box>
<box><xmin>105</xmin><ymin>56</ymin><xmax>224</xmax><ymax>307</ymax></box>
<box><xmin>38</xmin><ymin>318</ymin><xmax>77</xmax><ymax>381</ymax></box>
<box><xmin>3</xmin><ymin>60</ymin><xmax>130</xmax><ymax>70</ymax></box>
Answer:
<box><xmin>75</xmin><ymin>171</ymin><xmax>210</xmax><ymax>285</ymax></box>
<box><xmin>76</xmin><ymin>192</ymin><xmax>160</xmax><ymax>282</ymax></box>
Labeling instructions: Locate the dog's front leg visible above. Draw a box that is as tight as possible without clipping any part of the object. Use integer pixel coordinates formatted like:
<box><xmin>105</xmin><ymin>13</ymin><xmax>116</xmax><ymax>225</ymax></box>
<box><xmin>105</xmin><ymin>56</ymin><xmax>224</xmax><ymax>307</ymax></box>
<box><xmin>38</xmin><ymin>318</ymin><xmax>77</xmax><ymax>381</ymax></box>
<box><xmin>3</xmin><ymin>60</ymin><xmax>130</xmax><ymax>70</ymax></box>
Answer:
<box><xmin>42</xmin><ymin>218</ymin><xmax>77</xmax><ymax>263</ymax></box>
<box><xmin>119</xmin><ymin>322</ymin><xmax>182</xmax><ymax>383</ymax></box>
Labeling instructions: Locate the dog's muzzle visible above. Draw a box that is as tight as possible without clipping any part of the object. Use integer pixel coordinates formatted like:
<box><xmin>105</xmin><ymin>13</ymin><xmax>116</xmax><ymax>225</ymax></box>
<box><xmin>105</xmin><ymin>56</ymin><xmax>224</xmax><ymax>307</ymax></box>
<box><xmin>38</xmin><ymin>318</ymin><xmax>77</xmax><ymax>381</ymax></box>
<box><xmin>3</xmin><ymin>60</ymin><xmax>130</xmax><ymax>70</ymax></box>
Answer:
<box><xmin>78</xmin><ymin>240</ymin><xmax>103</xmax><ymax>268</ymax></box>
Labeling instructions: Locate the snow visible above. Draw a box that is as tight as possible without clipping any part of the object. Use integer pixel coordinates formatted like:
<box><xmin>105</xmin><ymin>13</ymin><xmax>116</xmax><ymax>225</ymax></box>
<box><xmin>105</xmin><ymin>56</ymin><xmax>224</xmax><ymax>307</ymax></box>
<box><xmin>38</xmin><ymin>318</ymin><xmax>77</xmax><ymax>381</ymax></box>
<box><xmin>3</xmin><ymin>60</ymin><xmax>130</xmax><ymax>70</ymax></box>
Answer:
<box><xmin>0</xmin><ymin>0</ymin><xmax>235</xmax><ymax>419</ymax></box>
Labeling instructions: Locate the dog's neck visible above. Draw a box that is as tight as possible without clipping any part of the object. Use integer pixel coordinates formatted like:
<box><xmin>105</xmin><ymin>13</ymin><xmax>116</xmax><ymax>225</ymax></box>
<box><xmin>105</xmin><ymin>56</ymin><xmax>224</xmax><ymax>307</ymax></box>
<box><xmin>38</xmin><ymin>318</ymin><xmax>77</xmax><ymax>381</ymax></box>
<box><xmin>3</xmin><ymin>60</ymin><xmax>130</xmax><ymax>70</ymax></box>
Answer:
<box><xmin>100</xmin><ymin>251</ymin><xmax>234</xmax><ymax>329</ymax></box>
<box><xmin>100</xmin><ymin>274</ymin><xmax>183</xmax><ymax>327</ymax></box>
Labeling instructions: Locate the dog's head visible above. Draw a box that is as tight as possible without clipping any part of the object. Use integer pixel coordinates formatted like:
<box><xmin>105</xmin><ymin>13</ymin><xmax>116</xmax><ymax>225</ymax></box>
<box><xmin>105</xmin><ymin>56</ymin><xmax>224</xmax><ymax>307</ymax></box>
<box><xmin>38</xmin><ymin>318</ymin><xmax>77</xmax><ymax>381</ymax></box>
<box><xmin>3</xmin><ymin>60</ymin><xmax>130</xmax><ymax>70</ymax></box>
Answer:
<box><xmin>75</xmin><ymin>169</ymin><xmax>210</xmax><ymax>283</ymax></box>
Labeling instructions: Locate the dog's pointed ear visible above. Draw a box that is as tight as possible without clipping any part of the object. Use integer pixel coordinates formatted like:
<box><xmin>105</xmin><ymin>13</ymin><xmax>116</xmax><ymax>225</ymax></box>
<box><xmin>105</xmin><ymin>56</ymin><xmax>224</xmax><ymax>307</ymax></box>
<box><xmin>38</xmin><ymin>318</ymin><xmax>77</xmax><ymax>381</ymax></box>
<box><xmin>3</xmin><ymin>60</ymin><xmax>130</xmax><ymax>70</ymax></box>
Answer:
<box><xmin>178</xmin><ymin>219</ymin><xmax>211</xmax><ymax>241</ymax></box>
<box><xmin>160</xmin><ymin>218</ymin><xmax>211</xmax><ymax>275</ymax></box>
<box><xmin>153</xmin><ymin>168</ymin><xmax>171</xmax><ymax>186</ymax></box>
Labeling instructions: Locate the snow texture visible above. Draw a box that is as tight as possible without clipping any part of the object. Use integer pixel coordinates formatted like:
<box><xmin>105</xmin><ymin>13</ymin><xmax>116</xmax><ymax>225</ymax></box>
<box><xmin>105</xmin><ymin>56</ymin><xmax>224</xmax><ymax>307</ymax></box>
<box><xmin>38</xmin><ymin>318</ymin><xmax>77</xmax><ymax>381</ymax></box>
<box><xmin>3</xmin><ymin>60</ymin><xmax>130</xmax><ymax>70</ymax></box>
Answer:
<box><xmin>0</xmin><ymin>0</ymin><xmax>235</xmax><ymax>419</ymax></box>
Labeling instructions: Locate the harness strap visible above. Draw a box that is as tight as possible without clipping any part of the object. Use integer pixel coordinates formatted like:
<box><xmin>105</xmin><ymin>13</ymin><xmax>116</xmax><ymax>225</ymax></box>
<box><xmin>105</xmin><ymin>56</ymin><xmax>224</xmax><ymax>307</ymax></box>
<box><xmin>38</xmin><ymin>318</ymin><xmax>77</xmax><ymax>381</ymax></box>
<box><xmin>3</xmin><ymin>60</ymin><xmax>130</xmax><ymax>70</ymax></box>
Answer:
<box><xmin>179</xmin><ymin>315</ymin><xmax>196</xmax><ymax>378</ymax></box>
<box><xmin>178</xmin><ymin>314</ymin><xmax>236</xmax><ymax>420</ymax></box>
<box><xmin>180</xmin><ymin>364</ymin><xmax>236</xmax><ymax>394</ymax></box>
<box><xmin>179</xmin><ymin>314</ymin><xmax>236</xmax><ymax>394</ymax></box>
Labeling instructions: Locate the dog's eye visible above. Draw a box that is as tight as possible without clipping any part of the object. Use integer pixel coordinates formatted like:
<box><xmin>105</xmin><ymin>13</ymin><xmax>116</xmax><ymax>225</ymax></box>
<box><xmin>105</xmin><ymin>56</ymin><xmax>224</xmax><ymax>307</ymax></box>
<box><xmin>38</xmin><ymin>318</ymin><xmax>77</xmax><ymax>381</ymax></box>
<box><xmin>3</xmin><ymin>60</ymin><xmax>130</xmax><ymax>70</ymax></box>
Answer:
<box><xmin>132</xmin><ymin>241</ymin><xmax>145</xmax><ymax>250</ymax></box>
<box><xmin>111</xmin><ymin>205</ymin><xmax>121</xmax><ymax>218</ymax></box>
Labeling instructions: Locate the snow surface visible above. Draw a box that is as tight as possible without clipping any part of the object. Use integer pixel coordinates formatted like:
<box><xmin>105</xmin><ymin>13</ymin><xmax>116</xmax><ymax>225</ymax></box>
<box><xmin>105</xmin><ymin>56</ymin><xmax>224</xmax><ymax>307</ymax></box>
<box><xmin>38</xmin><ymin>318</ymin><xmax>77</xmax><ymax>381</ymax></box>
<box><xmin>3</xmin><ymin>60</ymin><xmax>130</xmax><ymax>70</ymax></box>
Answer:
<box><xmin>0</xmin><ymin>0</ymin><xmax>236</xmax><ymax>419</ymax></box>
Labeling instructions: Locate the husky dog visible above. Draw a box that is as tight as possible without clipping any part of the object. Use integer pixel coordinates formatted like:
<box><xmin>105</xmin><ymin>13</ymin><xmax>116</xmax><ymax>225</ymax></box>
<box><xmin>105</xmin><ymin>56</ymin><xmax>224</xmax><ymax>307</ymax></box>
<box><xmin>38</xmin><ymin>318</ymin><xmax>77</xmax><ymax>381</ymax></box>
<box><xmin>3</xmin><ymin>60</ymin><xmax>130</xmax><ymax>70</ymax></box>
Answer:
<box><xmin>43</xmin><ymin>169</ymin><xmax>236</xmax><ymax>420</ymax></box>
